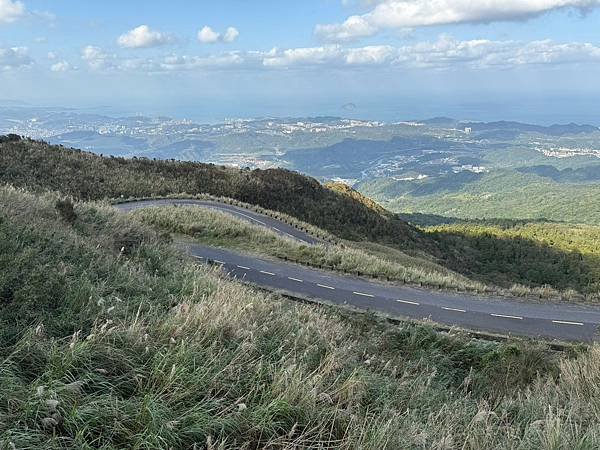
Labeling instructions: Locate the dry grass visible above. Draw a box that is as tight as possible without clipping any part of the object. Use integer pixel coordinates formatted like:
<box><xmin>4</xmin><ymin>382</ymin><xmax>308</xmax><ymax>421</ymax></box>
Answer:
<box><xmin>130</xmin><ymin>204</ymin><xmax>486</xmax><ymax>288</ymax></box>
<box><xmin>130</xmin><ymin>203</ymin><xmax>582</xmax><ymax>302</ymax></box>
<box><xmin>1</xmin><ymin>185</ymin><xmax>599</xmax><ymax>449</ymax></box>
<box><xmin>116</xmin><ymin>193</ymin><xmax>340</xmax><ymax>243</ymax></box>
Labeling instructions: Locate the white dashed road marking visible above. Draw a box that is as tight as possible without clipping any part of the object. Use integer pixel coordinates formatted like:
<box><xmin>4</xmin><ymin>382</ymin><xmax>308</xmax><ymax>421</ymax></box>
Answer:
<box><xmin>260</xmin><ymin>270</ymin><xmax>275</xmax><ymax>276</ymax></box>
<box><xmin>396</xmin><ymin>299</ymin><xmax>420</xmax><ymax>305</ymax></box>
<box><xmin>552</xmin><ymin>320</ymin><xmax>584</xmax><ymax>326</ymax></box>
<box><xmin>491</xmin><ymin>313</ymin><xmax>523</xmax><ymax>320</ymax></box>
<box><xmin>182</xmin><ymin>243</ymin><xmax>593</xmax><ymax>339</ymax></box>
<box><xmin>353</xmin><ymin>291</ymin><xmax>374</xmax><ymax>298</ymax></box>
<box><xmin>317</xmin><ymin>284</ymin><xmax>335</xmax><ymax>290</ymax></box>
<box><xmin>442</xmin><ymin>307</ymin><xmax>466</xmax><ymax>313</ymax></box>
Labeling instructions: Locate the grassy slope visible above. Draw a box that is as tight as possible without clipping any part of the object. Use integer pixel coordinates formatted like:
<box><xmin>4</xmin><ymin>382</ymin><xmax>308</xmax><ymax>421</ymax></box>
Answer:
<box><xmin>133</xmin><ymin>204</ymin><xmax>600</xmax><ymax>300</ymax></box>
<box><xmin>0</xmin><ymin>138</ymin><xmax>427</xmax><ymax>250</ymax></box>
<box><xmin>426</xmin><ymin>222</ymin><xmax>600</xmax><ymax>295</ymax></box>
<box><xmin>357</xmin><ymin>169</ymin><xmax>600</xmax><ymax>298</ymax></box>
<box><xmin>5</xmin><ymin>186</ymin><xmax>600</xmax><ymax>449</ymax></box>
<box><xmin>131</xmin><ymin>205</ymin><xmax>485</xmax><ymax>292</ymax></box>
<box><xmin>3</xmin><ymin>137</ymin><xmax>600</xmax><ymax>298</ymax></box>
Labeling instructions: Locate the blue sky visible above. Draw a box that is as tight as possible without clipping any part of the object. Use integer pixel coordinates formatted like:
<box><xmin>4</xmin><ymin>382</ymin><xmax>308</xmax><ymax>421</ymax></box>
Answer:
<box><xmin>1</xmin><ymin>0</ymin><xmax>600</xmax><ymax>123</ymax></box>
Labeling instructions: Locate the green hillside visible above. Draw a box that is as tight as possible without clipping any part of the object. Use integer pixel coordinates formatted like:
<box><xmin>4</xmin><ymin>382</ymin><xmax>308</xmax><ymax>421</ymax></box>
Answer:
<box><xmin>0</xmin><ymin>136</ymin><xmax>425</xmax><ymax>249</ymax></box>
<box><xmin>426</xmin><ymin>221</ymin><xmax>600</xmax><ymax>295</ymax></box>
<box><xmin>4</xmin><ymin>136</ymin><xmax>600</xmax><ymax>297</ymax></box>
<box><xmin>360</xmin><ymin>170</ymin><xmax>600</xmax><ymax>225</ymax></box>
<box><xmin>4</xmin><ymin>182</ymin><xmax>600</xmax><ymax>449</ymax></box>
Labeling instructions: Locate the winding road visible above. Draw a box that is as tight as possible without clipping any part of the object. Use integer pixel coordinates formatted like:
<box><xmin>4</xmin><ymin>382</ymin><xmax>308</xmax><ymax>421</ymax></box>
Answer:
<box><xmin>115</xmin><ymin>198</ymin><xmax>320</xmax><ymax>245</ymax></box>
<box><xmin>115</xmin><ymin>199</ymin><xmax>600</xmax><ymax>342</ymax></box>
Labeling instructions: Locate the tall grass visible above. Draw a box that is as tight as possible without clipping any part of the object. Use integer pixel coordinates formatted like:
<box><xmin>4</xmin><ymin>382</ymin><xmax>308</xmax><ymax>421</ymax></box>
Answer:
<box><xmin>130</xmin><ymin>204</ymin><xmax>578</xmax><ymax>301</ymax></box>
<box><xmin>1</xmin><ymin>185</ymin><xmax>600</xmax><ymax>449</ymax></box>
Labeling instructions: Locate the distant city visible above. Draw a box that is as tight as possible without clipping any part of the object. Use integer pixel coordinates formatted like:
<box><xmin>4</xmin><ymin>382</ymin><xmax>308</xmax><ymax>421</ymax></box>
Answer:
<box><xmin>2</xmin><ymin>106</ymin><xmax>598</xmax><ymax>185</ymax></box>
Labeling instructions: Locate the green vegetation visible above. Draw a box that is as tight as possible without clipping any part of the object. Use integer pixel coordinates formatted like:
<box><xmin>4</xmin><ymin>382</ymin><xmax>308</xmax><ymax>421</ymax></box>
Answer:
<box><xmin>7</xmin><ymin>185</ymin><xmax>600</xmax><ymax>448</ymax></box>
<box><xmin>361</xmin><ymin>169</ymin><xmax>600</xmax><ymax>225</ymax></box>
<box><xmin>426</xmin><ymin>222</ymin><xmax>600</xmax><ymax>296</ymax></box>
<box><xmin>0</xmin><ymin>138</ymin><xmax>425</xmax><ymax>249</ymax></box>
<box><xmin>3</xmin><ymin>137</ymin><xmax>600</xmax><ymax>299</ymax></box>
<box><xmin>355</xmin><ymin>167</ymin><xmax>600</xmax><ymax>298</ymax></box>
<box><xmin>135</xmin><ymin>204</ymin><xmax>600</xmax><ymax>300</ymax></box>
<box><xmin>131</xmin><ymin>205</ymin><xmax>486</xmax><ymax>293</ymax></box>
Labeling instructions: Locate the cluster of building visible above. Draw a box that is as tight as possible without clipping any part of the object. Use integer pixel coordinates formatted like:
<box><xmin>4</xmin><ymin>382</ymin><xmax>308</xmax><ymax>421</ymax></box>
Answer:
<box><xmin>535</xmin><ymin>146</ymin><xmax>600</xmax><ymax>159</ymax></box>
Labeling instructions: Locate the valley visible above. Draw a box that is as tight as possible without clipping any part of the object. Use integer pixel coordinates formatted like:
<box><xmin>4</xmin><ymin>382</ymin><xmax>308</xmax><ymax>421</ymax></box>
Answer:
<box><xmin>3</xmin><ymin>105</ymin><xmax>600</xmax><ymax>224</ymax></box>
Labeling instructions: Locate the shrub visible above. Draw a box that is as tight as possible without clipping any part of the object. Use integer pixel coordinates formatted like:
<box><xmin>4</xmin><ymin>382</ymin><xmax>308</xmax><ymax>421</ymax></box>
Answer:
<box><xmin>55</xmin><ymin>198</ymin><xmax>77</xmax><ymax>224</ymax></box>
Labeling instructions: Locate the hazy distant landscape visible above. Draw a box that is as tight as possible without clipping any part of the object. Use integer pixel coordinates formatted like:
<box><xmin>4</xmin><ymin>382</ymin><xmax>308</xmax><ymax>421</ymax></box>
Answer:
<box><xmin>4</xmin><ymin>105</ymin><xmax>600</xmax><ymax>224</ymax></box>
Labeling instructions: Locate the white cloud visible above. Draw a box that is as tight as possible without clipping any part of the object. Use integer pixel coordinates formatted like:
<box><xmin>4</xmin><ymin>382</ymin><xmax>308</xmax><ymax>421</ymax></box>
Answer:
<box><xmin>261</xmin><ymin>45</ymin><xmax>397</xmax><ymax>67</ymax></box>
<box><xmin>160</xmin><ymin>52</ymin><xmax>245</xmax><ymax>70</ymax></box>
<box><xmin>263</xmin><ymin>46</ymin><xmax>344</xmax><ymax>67</ymax></box>
<box><xmin>345</xmin><ymin>45</ymin><xmax>396</xmax><ymax>64</ymax></box>
<box><xmin>80</xmin><ymin>45</ymin><xmax>246</xmax><ymax>73</ymax></box>
<box><xmin>263</xmin><ymin>36</ymin><xmax>600</xmax><ymax>69</ymax></box>
<box><xmin>0</xmin><ymin>46</ymin><xmax>32</xmax><ymax>70</ymax></box>
<box><xmin>503</xmin><ymin>39</ymin><xmax>600</xmax><ymax>66</ymax></box>
<box><xmin>50</xmin><ymin>61</ymin><xmax>72</xmax><ymax>72</ymax></box>
<box><xmin>47</xmin><ymin>51</ymin><xmax>57</xmax><ymax>60</ymax></box>
<box><xmin>117</xmin><ymin>25</ymin><xmax>176</xmax><ymax>49</ymax></box>
<box><xmin>316</xmin><ymin>16</ymin><xmax>377</xmax><ymax>42</ymax></box>
<box><xmin>198</xmin><ymin>25</ymin><xmax>240</xmax><ymax>43</ymax></box>
<box><xmin>75</xmin><ymin>36</ymin><xmax>600</xmax><ymax>74</ymax></box>
<box><xmin>0</xmin><ymin>0</ymin><xmax>25</xmax><ymax>24</ymax></box>
<box><xmin>81</xmin><ymin>45</ymin><xmax>116</xmax><ymax>71</ymax></box>
<box><xmin>317</xmin><ymin>0</ymin><xmax>600</xmax><ymax>41</ymax></box>
<box><xmin>410</xmin><ymin>36</ymin><xmax>600</xmax><ymax>69</ymax></box>
<box><xmin>223</xmin><ymin>27</ymin><xmax>240</xmax><ymax>43</ymax></box>
<box><xmin>198</xmin><ymin>26</ymin><xmax>221</xmax><ymax>43</ymax></box>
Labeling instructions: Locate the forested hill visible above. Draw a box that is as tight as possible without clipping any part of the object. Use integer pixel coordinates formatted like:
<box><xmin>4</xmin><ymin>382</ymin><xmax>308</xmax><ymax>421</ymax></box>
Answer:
<box><xmin>0</xmin><ymin>136</ymin><xmax>429</xmax><ymax>250</ymax></box>
<box><xmin>4</xmin><ymin>134</ymin><xmax>600</xmax><ymax>296</ymax></box>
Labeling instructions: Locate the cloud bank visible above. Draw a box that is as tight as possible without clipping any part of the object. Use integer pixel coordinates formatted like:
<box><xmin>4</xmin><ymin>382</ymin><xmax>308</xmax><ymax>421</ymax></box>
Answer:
<box><xmin>317</xmin><ymin>0</ymin><xmax>600</xmax><ymax>41</ymax></box>
<box><xmin>78</xmin><ymin>36</ymin><xmax>600</xmax><ymax>74</ymax></box>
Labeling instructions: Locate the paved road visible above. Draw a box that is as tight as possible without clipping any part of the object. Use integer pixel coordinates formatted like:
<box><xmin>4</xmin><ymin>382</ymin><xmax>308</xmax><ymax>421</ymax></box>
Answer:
<box><xmin>186</xmin><ymin>245</ymin><xmax>600</xmax><ymax>342</ymax></box>
<box><xmin>114</xmin><ymin>198</ymin><xmax>320</xmax><ymax>245</ymax></box>
<box><xmin>116</xmin><ymin>199</ymin><xmax>600</xmax><ymax>342</ymax></box>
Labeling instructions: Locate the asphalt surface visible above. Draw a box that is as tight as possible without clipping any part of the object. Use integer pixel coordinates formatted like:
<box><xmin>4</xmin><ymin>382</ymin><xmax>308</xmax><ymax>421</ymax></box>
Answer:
<box><xmin>116</xmin><ymin>199</ymin><xmax>600</xmax><ymax>342</ymax></box>
<box><xmin>114</xmin><ymin>198</ymin><xmax>320</xmax><ymax>245</ymax></box>
<box><xmin>185</xmin><ymin>244</ymin><xmax>600</xmax><ymax>342</ymax></box>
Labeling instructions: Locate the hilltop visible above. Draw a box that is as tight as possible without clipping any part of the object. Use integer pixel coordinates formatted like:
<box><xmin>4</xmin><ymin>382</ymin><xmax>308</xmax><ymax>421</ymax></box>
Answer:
<box><xmin>4</xmin><ymin>136</ymin><xmax>600</xmax><ymax>298</ymax></box>
<box><xmin>0</xmin><ymin>136</ymin><xmax>428</xmax><ymax>250</ymax></box>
